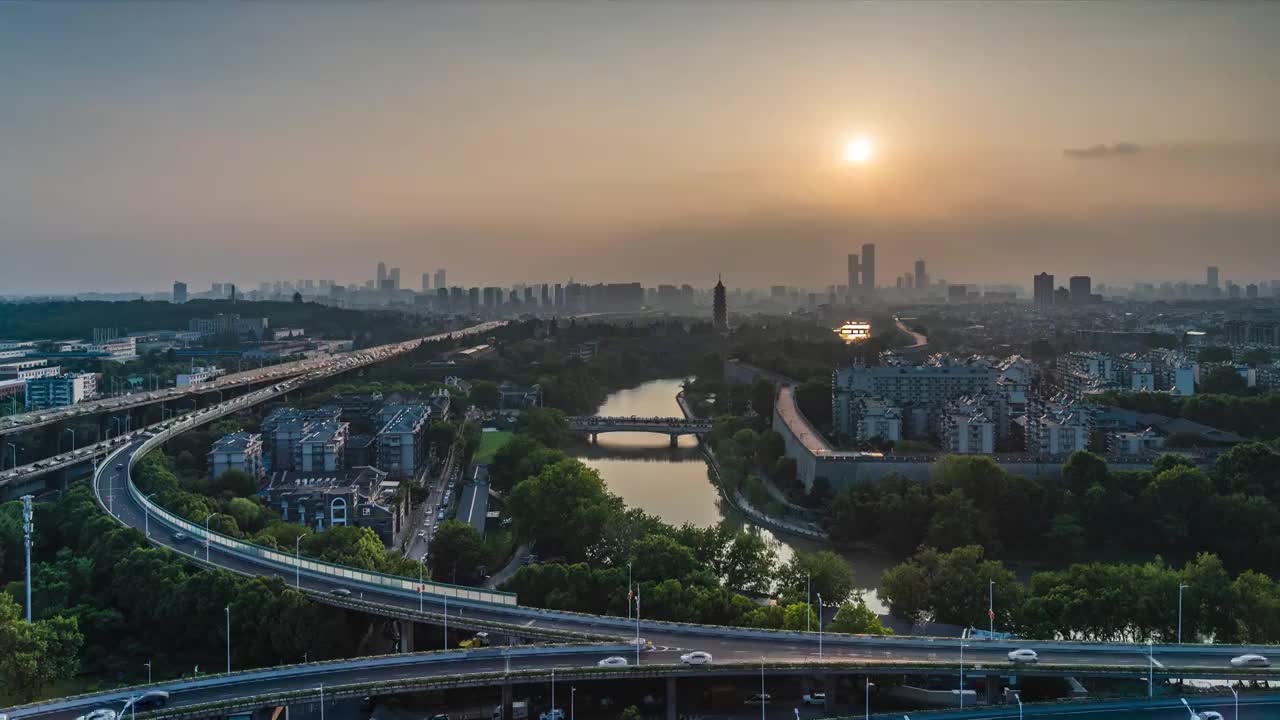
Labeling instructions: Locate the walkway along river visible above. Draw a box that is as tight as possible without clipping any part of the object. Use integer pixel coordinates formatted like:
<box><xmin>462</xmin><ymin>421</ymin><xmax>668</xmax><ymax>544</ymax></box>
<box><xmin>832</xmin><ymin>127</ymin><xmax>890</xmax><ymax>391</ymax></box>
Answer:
<box><xmin>569</xmin><ymin>377</ymin><xmax>898</xmax><ymax>613</ymax></box>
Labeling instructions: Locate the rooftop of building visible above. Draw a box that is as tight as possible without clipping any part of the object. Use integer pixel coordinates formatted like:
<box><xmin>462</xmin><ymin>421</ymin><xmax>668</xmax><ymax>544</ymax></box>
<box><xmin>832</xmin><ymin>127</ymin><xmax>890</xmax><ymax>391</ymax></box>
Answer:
<box><xmin>264</xmin><ymin>465</ymin><xmax>390</xmax><ymax>496</ymax></box>
<box><xmin>210</xmin><ymin>431</ymin><xmax>261</xmax><ymax>453</ymax></box>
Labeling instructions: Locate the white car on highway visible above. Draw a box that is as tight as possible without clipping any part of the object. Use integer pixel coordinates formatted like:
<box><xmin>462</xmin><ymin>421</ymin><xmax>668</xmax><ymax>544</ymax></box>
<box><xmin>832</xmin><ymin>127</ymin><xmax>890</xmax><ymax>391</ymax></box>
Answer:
<box><xmin>1229</xmin><ymin>653</ymin><xmax>1269</xmax><ymax>668</ymax></box>
<box><xmin>1007</xmin><ymin>648</ymin><xmax>1039</xmax><ymax>664</ymax></box>
<box><xmin>802</xmin><ymin>693</ymin><xmax>826</xmax><ymax>706</ymax></box>
<box><xmin>75</xmin><ymin>710</ymin><xmax>117</xmax><ymax>720</ymax></box>
<box><xmin>597</xmin><ymin>656</ymin><xmax>628</xmax><ymax>667</ymax></box>
<box><xmin>680</xmin><ymin>651</ymin><xmax>713</xmax><ymax>665</ymax></box>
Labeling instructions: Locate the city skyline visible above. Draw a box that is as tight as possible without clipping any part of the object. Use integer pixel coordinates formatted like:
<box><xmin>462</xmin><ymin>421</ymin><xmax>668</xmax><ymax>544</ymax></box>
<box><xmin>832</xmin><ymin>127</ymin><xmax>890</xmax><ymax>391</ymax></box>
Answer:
<box><xmin>3</xmin><ymin>3</ymin><xmax>1279</xmax><ymax>293</ymax></box>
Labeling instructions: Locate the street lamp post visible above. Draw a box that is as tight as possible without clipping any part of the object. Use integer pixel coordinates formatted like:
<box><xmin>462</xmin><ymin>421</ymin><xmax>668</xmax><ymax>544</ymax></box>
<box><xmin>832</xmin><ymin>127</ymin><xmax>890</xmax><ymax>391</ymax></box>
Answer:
<box><xmin>205</xmin><ymin>513</ymin><xmax>216</xmax><ymax>562</ymax></box>
<box><xmin>817</xmin><ymin>592</ymin><xmax>824</xmax><ymax>659</ymax></box>
<box><xmin>295</xmin><ymin>535</ymin><xmax>303</xmax><ymax>588</ymax></box>
<box><xmin>989</xmin><ymin>580</ymin><xmax>995</xmax><ymax>637</ymax></box>
<box><xmin>225</xmin><ymin>605</ymin><xmax>231</xmax><ymax>674</ymax></box>
<box><xmin>1178</xmin><ymin>583</ymin><xmax>1189</xmax><ymax>643</ymax></box>
<box><xmin>21</xmin><ymin>495</ymin><xmax>33</xmax><ymax>623</ymax></box>
<box><xmin>65</xmin><ymin>427</ymin><xmax>76</xmax><ymax>452</ymax></box>
<box><xmin>319</xmin><ymin>684</ymin><xmax>325</xmax><ymax>720</ymax></box>
<box><xmin>551</xmin><ymin>669</ymin><xmax>556</xmax><ymax>720</ymax></box>
<box><xmin>627</xmin><ymin>561</ymin><xmax>632</xmax><ymax>621</ymax></box>
<box><xmin>144</xmin><ymin>493</ymin><xmax>157</xmax><ymax>537</ymax></box>
<box><xmin>865</xmin><ymin>676</ymin><xmax>871</xmax><ymax>720</ymax></box>
<box><xmin>6</xmin><ymin>442</ymin><xmax>16</xmax><ymax>470</ymax></box>
<box><xmin>418</xmin><ymin>559</ymin><xmax>425</xmax><ymax>613</ymax></box>
<box><xmin>144</xmin><ymin>661</ymin><xmax>152</xmax><ymax>684</ymax></box>
<box><xmin>571</xmin><ymin>687</ymin><xmax>576</xmax><ymax>720</ymax></box>
<box><xmin>807</xmin><ymin>573</ymin><xmax>812</xmax><ymax>633</ymax></box>
<box><xmin>959</xmin><ymin>643</ymin><xmax>968</xmax><ymax>709</ymax></box>
<box><xmin>635</xmin><ymin>588</ymin><xmax>641</xmax><ymax>665</ymax></box>
<box><xmin>760</xmin><ymin>658</ymin><xmax>766</xmax><ymax>720</ymax></box>
<box><xmin>444</xmin><ymin>594</ymin><xmax>449</xmax><ymax>648</ymax></box>
<box><xmin>1230</xmin><ymin>685</ymin><xmax>1238</xmax><ymax>720</ymax></box>
<box><xmin>1014</xmin><ymin>691</ymin><xmax>1023</xmax><ymax>720</ymax></box>
<box><xmin>1148</xmin><ymin>639</ymin><xmax>1154</xmax><ymax>697</ymax></box>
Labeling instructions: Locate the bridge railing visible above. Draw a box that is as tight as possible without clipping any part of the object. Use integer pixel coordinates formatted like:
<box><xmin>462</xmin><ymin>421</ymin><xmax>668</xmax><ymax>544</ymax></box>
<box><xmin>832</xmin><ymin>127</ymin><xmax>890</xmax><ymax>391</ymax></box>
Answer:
<box><xmin>117</xmin><ymin>389</ymin><xmax>517</xmax><ymax>607</ymax></box>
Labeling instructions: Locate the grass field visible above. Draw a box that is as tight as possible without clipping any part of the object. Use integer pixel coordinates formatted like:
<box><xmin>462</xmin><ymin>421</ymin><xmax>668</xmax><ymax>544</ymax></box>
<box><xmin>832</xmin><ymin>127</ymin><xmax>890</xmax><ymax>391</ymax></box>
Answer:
<box><xmin>474</xmin><ymin>430</ymin><xmax>513</xmax><ymax>464</ymax></box>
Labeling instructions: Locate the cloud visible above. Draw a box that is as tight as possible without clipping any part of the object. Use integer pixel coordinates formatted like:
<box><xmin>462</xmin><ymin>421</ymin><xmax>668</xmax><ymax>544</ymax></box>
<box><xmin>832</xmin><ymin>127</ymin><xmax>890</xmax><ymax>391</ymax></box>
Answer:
<box><xmin>1063</xmin><ymin>142</ymin><xmax>1142</xmax><ymax>159</ymax></box>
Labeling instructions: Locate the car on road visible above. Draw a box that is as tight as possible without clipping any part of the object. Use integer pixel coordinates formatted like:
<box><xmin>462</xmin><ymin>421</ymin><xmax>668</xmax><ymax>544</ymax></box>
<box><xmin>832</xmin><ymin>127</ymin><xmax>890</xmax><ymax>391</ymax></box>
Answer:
<box><xmin>802</xmin><ymin>693</ymin><xmax>826</xmax><ymax>706</ymax></box>
<box><xmin>1007</xmin><ymin>648</ymin><xmax>1039</xmax><ymax>664</ymax></box>
<box><xmin>122</xmin><ymin>691</ymin><xmax>170</xmax><ymax>712</ymax></box>
<box><xmin>417</xmin><ymin>530</ymin><xmax>425</xmax><ymax>538</ymax></box>
<box><xmin>75</xmin><ymin>710</ymin><xmax>117</xmax><ymax>720</ymax></box>
<box><xmin>1192</xmin><ymin>712</ymin><xmax>1224</xmax><ymax>720</ymax></box>
<box><xmin>744</xmin><ymin>694</ymin><xmax>771</xmax><ymax>705</ymax></box>
<box><xmin>680</xmin><ymin>651</ymin><xmax>713</xmax><ymax>665</ymax></box>
<box><xmin>597</xmin><ymin>656</ymin><xmax>628</xmax><ymax>667</ymax></box>
<box><xmin>331</xmin><ymin>588</ymin><xmax>352</xmax><ymax>597</ymax></box>
<box><xmin>1230</xmin><ymin>653</ymin><xmax>1269</xmax><ymax>668</ymax></box>
<box><xmin>171</xmin><ymin>532</ymin><xmax>188</xmax><ymax>542</ymax></box>
<box><xmin>428</xmin><ymin>715</ymin><xmax>450</xmax><ymax>720</ymax></box>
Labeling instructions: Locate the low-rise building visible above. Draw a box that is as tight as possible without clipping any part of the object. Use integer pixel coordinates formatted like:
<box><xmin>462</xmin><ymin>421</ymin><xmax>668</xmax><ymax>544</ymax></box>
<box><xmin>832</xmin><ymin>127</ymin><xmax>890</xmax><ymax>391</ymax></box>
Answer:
<box><xmin>262</xmin><ymin>466</ymin><xmax>406</xmax><ymax>546</ymax></box>
<box><xmin>295</xmin><ymin>420</ymin><xmax>349</xmax><ymax>472</ymax></box>
<box><xmin>499</xmin><ymin>382</ymin><xmax>543</xmax><ymax>410</ymax></box>
<box><xmin>376</xmin><ymin>405</ymin><xmax>430</xmax><ymax>478</ymax></box>
<box><xmin>177</xmin><ymin>366</ymin><xmax>226</xmax><ymax>387</ymax></box>
<box><xmin>1109</xmin><ymin>428</ymin><xmax>1167</xmax><ymax>457</ymax></box>
<box><xmin>0</xmin><ymin>360</ymin><xmax>61</xmax><ymax>381</ymax></box>
<box><xmin>847</xmin><ymin>396</ymin><xmax>902</xmax><ymax>443</ymax></box>
<box><xmin>940</xmin><ymin>397</ymin><xmax>997</xmax><ymax>454</ymax></box>
<box><xmin>208</xmin><ymin>431</ymin><xmax>265</xmax><ymax>480</ymax></box>
<box><xmin>25</xmin><ymin>372</ymin><xmax>97</xmax><ymax>409</ymax></box>
<box><xmin>261</xmin><ymin>406</ymin><xmax>343</xmax><ymax>471</ymax></box>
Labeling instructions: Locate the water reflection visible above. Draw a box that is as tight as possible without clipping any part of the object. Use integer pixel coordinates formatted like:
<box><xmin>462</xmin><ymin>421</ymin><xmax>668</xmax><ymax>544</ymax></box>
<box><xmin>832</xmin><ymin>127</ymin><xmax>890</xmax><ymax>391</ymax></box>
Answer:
<box><xmin>574</xmin><ymin>378</ymin><xmax>894</xmax><ymax>612</ymax></box>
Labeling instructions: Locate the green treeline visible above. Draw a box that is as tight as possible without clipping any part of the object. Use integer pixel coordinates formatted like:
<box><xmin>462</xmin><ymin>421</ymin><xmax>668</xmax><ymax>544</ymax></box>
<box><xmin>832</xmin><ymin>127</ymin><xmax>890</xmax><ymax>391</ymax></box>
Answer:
<box><xmin>0</xmin><ymin>484</ymin><xmax>368</xmax><ymax>701</ymax></box>
<box><xmin>0</xmin><ymin>299</ymin><xmax>436</xmax><ymax>346</ymax></box>
<box><xmin>1096</xmin><ymin>390</ymin><xmax>1280</xmax><ymax>441</ymax></box>
<box><xmin>825</xmin><ymin>446</ymin><xmax>1280</xmax><ymax>575</ymax></box>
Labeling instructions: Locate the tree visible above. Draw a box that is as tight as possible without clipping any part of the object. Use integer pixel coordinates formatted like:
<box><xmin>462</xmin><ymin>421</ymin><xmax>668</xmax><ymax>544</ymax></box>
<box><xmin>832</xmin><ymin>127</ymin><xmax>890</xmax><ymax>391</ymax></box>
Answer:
<box><xmin>213</xmin><ymin>468</ymin><xmax>259</xmax><ymax>498</ymax></box>
<box><xmin>879</xmin><ymin>546</ymin><xmax>1020</xmax><ymax>627</ymax></box>
<box><xmin>829</xmin><ymin>596</ymin><xmax>893</xmax><ymax>635</ymax></box>
<box><xmin>1242</xmin><ymin>348</ymin><xmax>1272</xmax><ymax>367</ymax></box>
<box><xmin>430</xmin><ymin>521</ymin><xmax>486</xmax><ymax>584</ymax></box>
<box><xmin>714</xmin><ymin>530</ymin><xmax>777</xmax><ymax>595</ymax></box>
<box><xmin>756</xmin><ymin>430</ymin><xmax>786</xmax><ymax>469</ymax></box>
<box><xmin>1061</xmin><ymin>451</ymin><xmax>1109</xmax><ymax>500</ymax></box>
<box><xmin>292</xmin><ymin>291</ymin><xmax>303</xmax><ymax>303</ymax></box>
<box><xmin>1200</xmin><ymin>366</ymin><xmax>1249</xmax><ymax>396</ymax></box>
<box><xmin>777</xmin><ymin>551</ymin><xmax>856</xmax><ymax>606</ymax></box>
<box><xmin>0</xmin><ymin>593</ymin><xmax>83</xmax><ymax>701</ymax></box>
<box><xmin>515</xmin><ymin>408</ymin><xmax>569</xmax><ymax>447</ymax></box>
<box><xmin>750</xmin><ymin>379</ymin><xmax>777</xmax><ymax>418</ymax></box>
<box><xmin>507</xmin><ymin>459</ymin><xmax>623</xmax><ymax>562</ymax></box>
<box><xmin>772</xmin><ymin>457</ymin><xmax>798</xmax><ymax>490</ymax></box>
<box><xmin>621</xmin><ymin>706</ymin><xmax>642</xmax><ymax>720</ymax></box>
<box><xmin>630</xmin><ymin>534</ymin><xmax>697</xmax><ymax>583</ymax></box>
<box><xmin>1215</xmin><ymin>442</ymin><xmax>1280</xmax><ymax>497</ymax></box>
<box><xmin>469</xmin><ymin>381</ymin><xmax>502</xmax><ymax>410</ymax></box>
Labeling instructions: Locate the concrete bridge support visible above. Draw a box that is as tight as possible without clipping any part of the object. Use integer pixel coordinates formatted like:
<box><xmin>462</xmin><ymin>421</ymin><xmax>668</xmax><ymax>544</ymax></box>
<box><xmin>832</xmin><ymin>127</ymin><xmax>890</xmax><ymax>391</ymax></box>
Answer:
<box><xmin>986</xmin><ymin>674</ymin><xmax>1001</xmax><ymax>705</ymax></box>
<box><xmin>398</xmin><ymin>619</ymin><xmax>414</xmax><ymax>653</ymax></box>
<box><xmin>501</xmin><ymin>683</ymin><xmax>514</xmax><ymax>720</ymax></box>
<box><xmin>824</xmin><ymin>674</ymin><xmax>836</xmax><ymax>712</ymax></box>
<box><xmin>668</xmin><ymin>434</ymin><xmax>678</xmax><ymax>448</ymax></box>
<box><xmin>666</xmin><ymin>677</ymin><xmax>677</xmax><ymax>720</ymax></box>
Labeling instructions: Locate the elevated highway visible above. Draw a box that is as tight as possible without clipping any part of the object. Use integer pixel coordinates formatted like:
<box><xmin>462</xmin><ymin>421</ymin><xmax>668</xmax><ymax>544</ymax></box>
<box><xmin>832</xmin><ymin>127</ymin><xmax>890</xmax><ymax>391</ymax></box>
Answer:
<box><xmin>0</xmin><ymin>322</ymin><xmax>505</xmax><ymax>499</ymax></box>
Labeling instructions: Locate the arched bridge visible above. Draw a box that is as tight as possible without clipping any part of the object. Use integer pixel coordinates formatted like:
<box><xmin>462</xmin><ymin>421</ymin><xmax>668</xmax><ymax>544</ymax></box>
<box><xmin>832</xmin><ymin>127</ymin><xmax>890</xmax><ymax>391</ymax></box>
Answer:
<box><xmin>567</xmin><ymin>416</ymin><xmax>713</xmax><ymax>446</ymax></box>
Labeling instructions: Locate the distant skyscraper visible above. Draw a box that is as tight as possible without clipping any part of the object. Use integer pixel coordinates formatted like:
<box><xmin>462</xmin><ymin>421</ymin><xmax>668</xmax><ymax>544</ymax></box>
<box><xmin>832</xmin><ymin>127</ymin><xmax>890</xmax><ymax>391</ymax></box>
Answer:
<box><xmin>713</xmin><ymin>276</ymin><xmax>728</xmax><ymax>333</ymax></box>
<box><xmin>914</xmin><ymin>259</ymin><xmax>927</xmax><ymax>292</ymax></box>
<box><xmin>554</xmin><ymin>283</ymin><xmax>564</xmax><ymax>309</ymax></box>
<box><xmin>172</xmin><ymin>281</ymin><xmax>187</xmax><ymax>304</ymax></box>
<box><xmin>860</xmin><ymin>243</ymin><xmax>876</xmax><ymax>292</ymax></box>
<box><xmin>421</xmin><ymin>273</ymin><xmax>431</xmax><ymax>292</ymax></box>
<box><xmin>1033</xmin><ymin>272</ymin><xmax>1054</xmax><ymax>308</ymax></box>
<box><xmin>388</xmin><ymin>267</ymin><xmax>401</xmax><ymax>291</ymax></box>
<box><xmin>1069</xmin><ymin>276</ymin><xmax>1092</xmax><ymax>305</ymax></box>
<box><xmin>377</xmin><ymin>262</ymin><xmax>387</xmax><ymax>288</ymax></box>
<box><xmin>434</xmin><ymin>269</ymin><xmax>446</xmax><ymax>290</ymax></box>
<box><xmin>847</xmin><ymin>254</ymin><xmax>860</xmax><ymax>296</ymax></box>
<box><xmin>1207</xmin><ymin>266</ymin><xmax>1220</xmax><ymax>289</ymax></box>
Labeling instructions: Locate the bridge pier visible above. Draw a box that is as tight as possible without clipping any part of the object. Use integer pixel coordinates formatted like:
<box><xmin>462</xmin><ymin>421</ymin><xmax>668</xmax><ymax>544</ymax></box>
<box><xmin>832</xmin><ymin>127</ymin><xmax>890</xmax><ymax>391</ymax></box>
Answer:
<box><xmin>666</xmin><ymin>677</ymin><xmax>677</xmax><ymax>720</ymax></box>
<box><xmin>668</xmin><ymin>434</ymin><xmax>678</xmax><ymax>448</ymax></box>
<box><xmin>985</xmin><ymin>674</ymin><xmax>1001</xmax><ymax>705</ymax></box>
<box><xmin>501</xmin><ymin>683</ymin><xmax>514</xmax><ymax>720</ymax></box>
<box><xmin>398</xmin><ymin>619</ymin><xmax>414</xmax><ymax>653</ymax></box>
<box><xmin>824</xmin><ymin>674</ymin><xmax>836</xmax><ymax>712</ymax></box>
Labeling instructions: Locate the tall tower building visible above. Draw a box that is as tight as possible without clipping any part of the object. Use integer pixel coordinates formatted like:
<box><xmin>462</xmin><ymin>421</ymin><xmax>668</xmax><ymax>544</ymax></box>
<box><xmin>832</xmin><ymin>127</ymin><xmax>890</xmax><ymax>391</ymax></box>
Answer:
<box><xmin>1069</xmin><ymin>276</ymin><xmax>1092</xmax><ymax>305</ymax></box>
<box><xmin>434</xmin><ymin>268</ymin><xmax>446</xmax><ymax>290</ymax></box>
<box><xmin>860</xmin><ymin>243</ymin><xmax>876</xmax><ymax>292</ymax></box>
<box><xmin>713</xmin><ymin>276</ymin><xmax>728</xmax><ymax>333</ymax></box>
<box><xmin>388</xmin><ymin>267</ymin><xmax>401</xmax><ymax>290</ymax></box>
<box><xmin>421</xmin><ymin>273</ymin><xmax>431</xmax><ymax>292</ymax></box>
<box><xmin>376</xmin><ymin>262</ymin><xmax>387</xmax><ymax>288</ymax></box>
<box><xmin>1033</xmin><ymin>272</ymin><xmax>1055</xmax><ymax>308</ymax></box>
<box><xmin>847</xmin><ymin>254</ymin><xmax>860</xmax><ymax>296</ymax></box>
<box><xmin>914</xmin><ymin>259</ymin><xmax>927</xmax><ymax>292</ymax></box>
<box><xmin>172</xmin><ymin>281</ymin><xmax>187</xmax><ymax>304</ymax></box>
<box><xmin>1207</xmin><ymin>266</ymin><xmax>1220</xmax><ymax>290</ymax></box>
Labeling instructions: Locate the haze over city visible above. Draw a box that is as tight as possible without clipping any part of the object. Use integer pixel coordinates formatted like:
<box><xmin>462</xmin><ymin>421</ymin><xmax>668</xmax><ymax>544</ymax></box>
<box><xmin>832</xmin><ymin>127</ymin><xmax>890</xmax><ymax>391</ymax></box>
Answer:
<box><xmin>3</xmin><ymin>2</ymin><xmax>1279</xmax><ymax>295</ymax></box>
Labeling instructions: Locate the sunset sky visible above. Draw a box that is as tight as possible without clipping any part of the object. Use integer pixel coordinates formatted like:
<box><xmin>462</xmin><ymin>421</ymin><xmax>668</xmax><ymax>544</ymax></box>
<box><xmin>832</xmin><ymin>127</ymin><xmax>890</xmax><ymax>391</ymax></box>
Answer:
<box><xmin>2</xmin><ymin>3</ymin><xmax>1278</xmax><ymax>293</ymax></box>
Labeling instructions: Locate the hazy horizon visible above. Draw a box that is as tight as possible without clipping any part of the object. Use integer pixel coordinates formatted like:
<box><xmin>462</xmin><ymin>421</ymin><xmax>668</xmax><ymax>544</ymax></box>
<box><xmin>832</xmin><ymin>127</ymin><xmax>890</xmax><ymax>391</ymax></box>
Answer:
<box><xmin>3</xmin><ymin>3</ymin><xmax>1279</xmax><ymax>294</ymax></box>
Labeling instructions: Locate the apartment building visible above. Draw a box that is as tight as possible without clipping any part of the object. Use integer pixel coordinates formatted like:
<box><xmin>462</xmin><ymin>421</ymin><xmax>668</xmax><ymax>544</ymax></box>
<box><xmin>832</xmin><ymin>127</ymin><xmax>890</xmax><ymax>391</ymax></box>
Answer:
<box><xmin>833</xmin><ymin>358</ymin><xmax>998</xmax><ymax>438</ymax></box>
<box><xmin>208</xmin><ymin>431</ymin><xmax>265</xmax><ymax>480</ymax></box>
<box><xmin>25</xmin><ymin>373</ymin><xmax>97</xmax><ymax>409</ymax></box>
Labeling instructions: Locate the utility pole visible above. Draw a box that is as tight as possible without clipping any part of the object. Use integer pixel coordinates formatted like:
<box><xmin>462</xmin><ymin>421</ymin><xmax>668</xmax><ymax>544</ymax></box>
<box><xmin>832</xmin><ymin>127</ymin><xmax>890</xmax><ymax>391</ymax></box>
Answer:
<box><xmin>21</xmin><ymin>495</ymin><xmax>34</xmax><ymax>623</ymax></box>
<box><xmin>225</xmin><ymin>605</ymin><xmax>231</xmax><ymax>674</ymax></box>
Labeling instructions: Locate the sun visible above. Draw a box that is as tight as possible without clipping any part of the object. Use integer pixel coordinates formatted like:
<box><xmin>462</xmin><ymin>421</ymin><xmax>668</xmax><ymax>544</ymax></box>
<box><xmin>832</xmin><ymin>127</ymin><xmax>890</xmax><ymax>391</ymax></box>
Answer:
<box><xmin>843</xmin><ymin>136</ymin><xmax>874</xmax><ymax>165</ymax></box>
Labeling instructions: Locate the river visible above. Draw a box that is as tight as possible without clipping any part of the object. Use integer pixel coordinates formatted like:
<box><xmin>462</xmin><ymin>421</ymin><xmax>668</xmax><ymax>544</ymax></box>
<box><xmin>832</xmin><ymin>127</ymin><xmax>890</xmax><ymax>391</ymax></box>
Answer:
<box><xmin>571</xmin><ymin>378</ymin><xmax>897</xmax><ymax>612</ymax></box>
